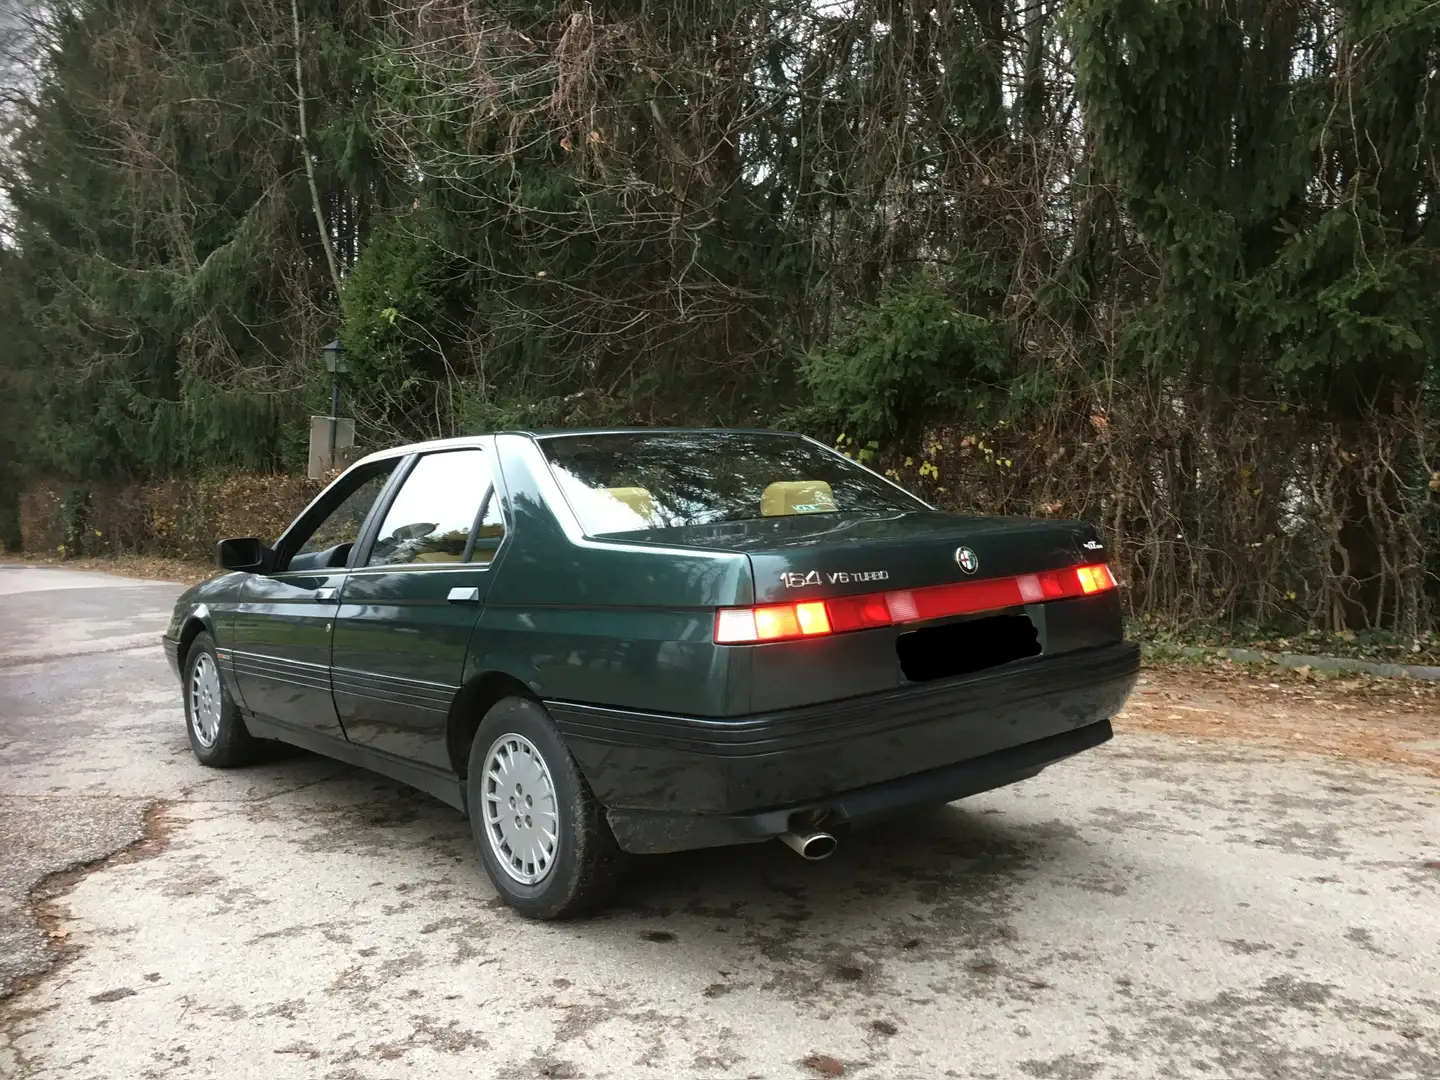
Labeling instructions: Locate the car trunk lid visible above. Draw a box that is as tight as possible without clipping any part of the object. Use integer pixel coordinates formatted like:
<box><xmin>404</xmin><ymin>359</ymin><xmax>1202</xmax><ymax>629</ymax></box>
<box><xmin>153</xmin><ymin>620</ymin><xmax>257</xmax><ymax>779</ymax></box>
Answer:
<box><xmin>603</xmin><ymin>510</ymin><xmax>1106</xmax><ymax>603</ymax></box>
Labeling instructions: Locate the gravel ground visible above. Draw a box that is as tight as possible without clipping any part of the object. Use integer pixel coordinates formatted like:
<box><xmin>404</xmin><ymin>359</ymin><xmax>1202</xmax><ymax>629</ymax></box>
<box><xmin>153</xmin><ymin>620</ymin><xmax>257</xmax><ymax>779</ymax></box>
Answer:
<box><xmin>1</xmin><ymin>565</ymin><xmax>1437</xmax><ymax>1080</ymax></box>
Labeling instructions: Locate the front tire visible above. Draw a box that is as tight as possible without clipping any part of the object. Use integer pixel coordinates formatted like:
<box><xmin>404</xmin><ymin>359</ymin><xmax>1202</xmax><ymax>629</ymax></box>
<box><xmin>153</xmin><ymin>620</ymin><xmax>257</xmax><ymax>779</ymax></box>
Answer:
<box><xmin>183</xmin><ymin>632</ymin><xmax>261</xmax><ymax>768</ymax></box>
<box><xmin>466</xmin><ymin>697</ymin><xmax>628</xmax><ymax>919</ymax></box>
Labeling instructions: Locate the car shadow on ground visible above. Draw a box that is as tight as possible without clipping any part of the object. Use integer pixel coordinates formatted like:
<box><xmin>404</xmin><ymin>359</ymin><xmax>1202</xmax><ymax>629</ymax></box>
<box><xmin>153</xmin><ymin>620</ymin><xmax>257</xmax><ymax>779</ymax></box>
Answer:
<box><xmin>616</xmin><ymin>803</ymin><xmax>1054</xmax><ymax>916</ymax></box>
<box><xmin>249</xmin><ymin>744</ymin><xmax>1090</xmax><ymax>961</ymax></box>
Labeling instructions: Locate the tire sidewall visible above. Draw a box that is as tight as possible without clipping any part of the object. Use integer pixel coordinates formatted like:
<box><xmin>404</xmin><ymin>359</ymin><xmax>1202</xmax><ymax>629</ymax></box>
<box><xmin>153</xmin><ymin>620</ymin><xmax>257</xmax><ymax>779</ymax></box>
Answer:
<box><xmin>466</xmin><ymin>697</ymin><xmax>592</xmax><ymax>917</ymax></box>
<box><xmin>182</xmin><ymin>632</ymin><xmax>239</xmax><ymax>765</ymax></box>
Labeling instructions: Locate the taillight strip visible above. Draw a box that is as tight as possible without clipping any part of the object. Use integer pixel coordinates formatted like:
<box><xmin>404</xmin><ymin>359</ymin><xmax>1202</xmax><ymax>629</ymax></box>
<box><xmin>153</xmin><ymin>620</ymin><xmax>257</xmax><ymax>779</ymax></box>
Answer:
<box><xmin>714</xmin><ymin>563</ymin><xmax>1117</xmax><ymax>644</ymax></box>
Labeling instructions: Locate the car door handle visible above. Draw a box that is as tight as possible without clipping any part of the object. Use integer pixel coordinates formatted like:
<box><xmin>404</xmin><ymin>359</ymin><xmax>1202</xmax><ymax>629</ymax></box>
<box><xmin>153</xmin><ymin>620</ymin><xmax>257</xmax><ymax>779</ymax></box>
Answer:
<box><xmin>447</xmin><ymin>586</ymin><xmax>481</xmax><ymax>604</ymax></box>
<box><xmin>313</xmin><ymin>587</ymin><xmax>339</xmax><ymax>602</ymax></box>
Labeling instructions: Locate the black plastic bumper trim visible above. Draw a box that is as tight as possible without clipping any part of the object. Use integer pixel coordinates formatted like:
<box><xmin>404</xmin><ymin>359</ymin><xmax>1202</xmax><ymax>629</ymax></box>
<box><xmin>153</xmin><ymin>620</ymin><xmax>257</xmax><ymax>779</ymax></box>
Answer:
<box><xmin>605</xmin><ymin>718</ymin><xmax>1112</xmax><ymax>854</ymax></box>
<box><xmin>549</xmin><ymin>641</ymin><xmax>1138</xmax><ymax>819</ymax></box>
<box><xmin>551</xmin><ymin>642</ymin><xmax>1137</xmax><ymax>755</ymax></box>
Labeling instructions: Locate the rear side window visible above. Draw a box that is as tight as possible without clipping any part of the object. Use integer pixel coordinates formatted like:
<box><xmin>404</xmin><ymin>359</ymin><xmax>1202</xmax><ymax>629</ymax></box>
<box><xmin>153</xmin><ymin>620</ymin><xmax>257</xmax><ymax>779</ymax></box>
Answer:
<box><xmin>367</xmin><ymin>450</ymin><xmax>490</xmax><ymax>567</ymax></box>
<box><xmin>540</xmin><ymin>431</ymin><xmax>925</xmax><ymax>536</ymax></box>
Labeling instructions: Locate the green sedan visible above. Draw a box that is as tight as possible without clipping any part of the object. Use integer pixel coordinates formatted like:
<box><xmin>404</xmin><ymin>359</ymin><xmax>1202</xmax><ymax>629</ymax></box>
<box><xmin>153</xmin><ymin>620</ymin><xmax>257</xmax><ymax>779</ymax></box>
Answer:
<box><xmin>163</xmin><ymin>429</ymin><xmax>1138</xmax><ymax>918</ymax></box>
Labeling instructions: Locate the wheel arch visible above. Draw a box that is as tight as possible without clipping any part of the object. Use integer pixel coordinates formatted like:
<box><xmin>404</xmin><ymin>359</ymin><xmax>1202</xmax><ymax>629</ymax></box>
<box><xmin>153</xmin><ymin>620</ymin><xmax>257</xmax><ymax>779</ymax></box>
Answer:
<box><xmin>176</xmin><ymin>607</ymin><xmax>215</xmax><ymax>670</ymax></box>
<box><xmin>446</xmin><ymin>669</ymin><xmax>540</xmax><ymax>781</ymax></box>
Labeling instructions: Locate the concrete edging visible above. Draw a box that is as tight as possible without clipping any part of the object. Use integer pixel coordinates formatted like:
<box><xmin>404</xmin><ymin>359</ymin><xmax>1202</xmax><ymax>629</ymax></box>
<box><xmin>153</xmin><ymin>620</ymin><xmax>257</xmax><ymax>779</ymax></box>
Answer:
<box><xmin>1155</xmin><ymin>644</ymin><xmax>1440</xmax><ymax>681</ymax></box>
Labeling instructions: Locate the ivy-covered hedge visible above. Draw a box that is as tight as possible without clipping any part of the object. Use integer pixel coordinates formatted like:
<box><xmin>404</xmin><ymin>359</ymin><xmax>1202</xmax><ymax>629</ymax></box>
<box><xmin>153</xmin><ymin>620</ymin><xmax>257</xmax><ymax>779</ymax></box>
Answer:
<box><xmin>19</xmin><ymin>473</ymin><xmax>326</xmax><ymax>562</ymax></box>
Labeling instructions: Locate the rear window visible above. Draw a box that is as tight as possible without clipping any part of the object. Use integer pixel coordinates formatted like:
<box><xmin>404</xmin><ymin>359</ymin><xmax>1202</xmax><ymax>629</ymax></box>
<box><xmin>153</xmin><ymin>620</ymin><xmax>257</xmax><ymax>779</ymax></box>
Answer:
<box><xmin>540</xmin><ymin>431</ymin><xmax>925</xmax><ymax>536</ymax></box>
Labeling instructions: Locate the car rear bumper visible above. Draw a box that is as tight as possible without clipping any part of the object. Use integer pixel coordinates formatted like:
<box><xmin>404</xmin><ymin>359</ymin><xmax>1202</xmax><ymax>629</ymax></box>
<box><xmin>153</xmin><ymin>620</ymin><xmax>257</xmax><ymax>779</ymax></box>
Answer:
<box><xmin>548</xmin><ymin>640</ymin><xmax>1139</xmax><ymax>854</ymax></box>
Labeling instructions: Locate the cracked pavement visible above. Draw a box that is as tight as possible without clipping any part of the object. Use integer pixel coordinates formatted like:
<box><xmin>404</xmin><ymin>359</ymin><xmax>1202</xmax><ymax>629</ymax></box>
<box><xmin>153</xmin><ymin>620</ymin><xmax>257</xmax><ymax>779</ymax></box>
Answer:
<box><xmin>1</xmin><ymin>565</ymin><xmax>1437</xmax><ymax>1079</ymax></box>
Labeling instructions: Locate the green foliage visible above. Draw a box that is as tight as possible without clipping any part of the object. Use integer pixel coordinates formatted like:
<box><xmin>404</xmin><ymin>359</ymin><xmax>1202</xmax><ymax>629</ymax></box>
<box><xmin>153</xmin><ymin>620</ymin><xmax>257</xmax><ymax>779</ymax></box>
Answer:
<box><xmin>1</xmin><ymin>0</ymin><xmax>386</xmax><ymax>478</ymax></box>
<box><xmin>0</xmin><ymin>246</ymin><xmax>40</xmax><ymax>549</ymax></box>
<box><xmin>799</xmin><ymin>279</ymin><xmax>1005</xmax><ymax>449</ymax></box>
<box><xmin>341</xmin><ymin>212</ymin><xmax>454</xmax><ymax>384</ymax></box>
<box><xmin>1071</xmin><ymin>0</ymin><xmax>1440</xmax><ymax>403</ymax></box>
<box><xmin>1</xmin><ymin>0</ymin><xmax>1439</xmax><ymax>632</ymax></box>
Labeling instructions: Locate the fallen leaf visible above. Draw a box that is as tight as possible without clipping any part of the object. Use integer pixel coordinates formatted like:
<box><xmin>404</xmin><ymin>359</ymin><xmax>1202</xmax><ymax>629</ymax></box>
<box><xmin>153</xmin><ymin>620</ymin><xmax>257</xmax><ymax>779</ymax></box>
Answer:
<box><xmin>803</xmin><ymin>1054</ymin><xmax>845</xmax><ymax>1077</ymax></box>
<box><xmin>88</xmin><ymin>987</ymin><xmax>136</xmax><ymax>1004</ymax></box>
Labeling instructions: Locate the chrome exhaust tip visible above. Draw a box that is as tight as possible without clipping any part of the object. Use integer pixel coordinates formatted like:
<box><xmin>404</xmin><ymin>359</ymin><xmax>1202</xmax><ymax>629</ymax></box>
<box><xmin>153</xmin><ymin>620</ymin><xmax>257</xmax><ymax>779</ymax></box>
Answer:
<box><xmin>778</xmin><ymin>829</ymin><xmax>838</xmax><ymax>861</ymax></box>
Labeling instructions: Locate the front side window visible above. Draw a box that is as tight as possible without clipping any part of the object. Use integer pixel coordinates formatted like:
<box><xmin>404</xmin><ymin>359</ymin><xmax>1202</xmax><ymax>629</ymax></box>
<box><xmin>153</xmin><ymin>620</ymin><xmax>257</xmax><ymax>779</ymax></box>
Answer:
<box><xmin>293</xmin><ymin>463</ymin><xmax>398</xmax><ymax>560</ymax></box>
<box><xmin>366</xmin><ymin>450</ymin><xmax>490</xmax><ymax>567</ymax></box>
<box><xmin>540</xmin><ymin>431</ymin><xmax>925</xmax><ymax>536</ymax></box>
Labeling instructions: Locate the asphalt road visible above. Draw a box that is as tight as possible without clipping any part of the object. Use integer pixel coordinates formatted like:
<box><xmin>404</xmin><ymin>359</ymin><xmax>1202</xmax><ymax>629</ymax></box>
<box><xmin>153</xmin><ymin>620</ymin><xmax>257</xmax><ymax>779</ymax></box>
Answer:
<box><xmin>1</xmin><ymin>566</ymin><xmax>1437</xmax><ymax>1079</ymax></box>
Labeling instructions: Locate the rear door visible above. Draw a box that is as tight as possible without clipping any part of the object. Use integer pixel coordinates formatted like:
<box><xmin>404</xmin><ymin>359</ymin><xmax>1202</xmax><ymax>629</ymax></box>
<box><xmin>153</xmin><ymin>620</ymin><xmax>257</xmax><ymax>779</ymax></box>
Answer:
<box><xmin>230</xmin><ymin>460</ymin><xmax>400</xmax><ymax>738</ymax></box>
<box><xmin>330</xmin><ymin>447</ymin><xmax>503</xmax><ymax>770</ymax></box>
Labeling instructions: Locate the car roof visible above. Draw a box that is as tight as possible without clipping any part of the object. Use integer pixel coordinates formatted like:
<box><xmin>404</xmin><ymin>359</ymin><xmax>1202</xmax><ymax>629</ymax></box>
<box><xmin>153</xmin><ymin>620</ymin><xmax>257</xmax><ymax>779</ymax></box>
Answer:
<box><xmin>350</xmin><ymin>427</ymin><xmax>805</xmax><ymax>468</ymax></box>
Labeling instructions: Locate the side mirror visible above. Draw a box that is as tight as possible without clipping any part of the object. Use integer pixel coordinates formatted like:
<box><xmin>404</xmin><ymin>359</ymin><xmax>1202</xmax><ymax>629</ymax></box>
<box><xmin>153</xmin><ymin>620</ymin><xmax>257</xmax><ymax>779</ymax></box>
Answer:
<box><xmin>216</xmin><ymin>537</ymin><xmax>274</xmax><ymax>573</ymax></box>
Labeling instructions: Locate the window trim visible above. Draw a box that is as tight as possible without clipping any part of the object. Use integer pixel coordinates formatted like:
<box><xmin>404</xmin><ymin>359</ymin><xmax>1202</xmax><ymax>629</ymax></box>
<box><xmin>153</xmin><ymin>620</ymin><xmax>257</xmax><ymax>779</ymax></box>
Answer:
<box><xmin>461</xmin><ymin>486</ymin><xmax>497</xmax><ymax>564</ymax></box>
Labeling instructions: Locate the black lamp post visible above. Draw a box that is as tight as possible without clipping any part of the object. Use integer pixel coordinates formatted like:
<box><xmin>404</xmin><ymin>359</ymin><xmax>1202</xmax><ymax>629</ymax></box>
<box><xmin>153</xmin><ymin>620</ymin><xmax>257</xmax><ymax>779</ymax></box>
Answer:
<box><xmin>322</xmin><ymin>339</ymin><xmax>345</xmax><ymax>457</ymax></box>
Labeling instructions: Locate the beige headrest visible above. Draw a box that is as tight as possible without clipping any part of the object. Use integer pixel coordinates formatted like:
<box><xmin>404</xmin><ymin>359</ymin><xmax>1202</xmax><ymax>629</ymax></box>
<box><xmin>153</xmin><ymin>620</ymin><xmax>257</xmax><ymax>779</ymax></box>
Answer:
<box><xmin>761</xmin><ymin>480</ymin><xmax>837</xmax><ymax>517</ymax></box>
<box><xmin>601</xmin><ymin>486</ymin><xmax>658</xmax><ymax>525</ymax></box>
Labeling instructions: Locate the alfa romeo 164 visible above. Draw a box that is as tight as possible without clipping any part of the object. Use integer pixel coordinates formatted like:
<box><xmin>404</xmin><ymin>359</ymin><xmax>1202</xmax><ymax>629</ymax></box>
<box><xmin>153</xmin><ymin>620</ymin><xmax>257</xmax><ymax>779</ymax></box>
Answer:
<box><xmin>164</xmin><ymin>429</ymin><xmax>1138</xmax><ymax>917</ymax></box>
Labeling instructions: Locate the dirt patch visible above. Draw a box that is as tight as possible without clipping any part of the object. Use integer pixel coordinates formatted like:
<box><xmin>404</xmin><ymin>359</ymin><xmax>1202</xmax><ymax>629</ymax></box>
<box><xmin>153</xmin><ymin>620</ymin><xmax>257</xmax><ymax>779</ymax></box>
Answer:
<box><xmin>1120</xmin><ymin>662</ymin><xmax>1440</xmax><ymax>774</ymax></box>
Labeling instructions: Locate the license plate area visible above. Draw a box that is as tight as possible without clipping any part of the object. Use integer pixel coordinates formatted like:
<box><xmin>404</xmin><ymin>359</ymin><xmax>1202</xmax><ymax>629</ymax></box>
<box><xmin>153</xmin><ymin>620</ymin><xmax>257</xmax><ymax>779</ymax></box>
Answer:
<box><xmin>897</xmin><ymin>612</ymin><xmax>1040</xmax><ymax>683</ymax></box>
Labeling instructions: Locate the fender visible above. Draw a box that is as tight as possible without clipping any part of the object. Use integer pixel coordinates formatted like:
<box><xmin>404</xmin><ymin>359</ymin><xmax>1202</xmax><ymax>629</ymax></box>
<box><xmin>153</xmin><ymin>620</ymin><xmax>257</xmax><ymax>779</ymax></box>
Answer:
<box><xmin>170</xmin><ymin>600</ymin><xmax>250</xmax><ymax>705</ymax></box>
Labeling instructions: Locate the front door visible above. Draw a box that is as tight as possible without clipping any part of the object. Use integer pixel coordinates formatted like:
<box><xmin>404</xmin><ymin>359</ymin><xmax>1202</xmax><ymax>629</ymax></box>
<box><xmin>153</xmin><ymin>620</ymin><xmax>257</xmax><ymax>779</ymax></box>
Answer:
<box><xmin>330</xmin><ymin>448</ymin><xmax>504</xmax><ymax>770</ymax></box>
<box><xmin>229</xmin><ymin>461</ymin><xmax>399</xmax><ymax>738</ymax></box>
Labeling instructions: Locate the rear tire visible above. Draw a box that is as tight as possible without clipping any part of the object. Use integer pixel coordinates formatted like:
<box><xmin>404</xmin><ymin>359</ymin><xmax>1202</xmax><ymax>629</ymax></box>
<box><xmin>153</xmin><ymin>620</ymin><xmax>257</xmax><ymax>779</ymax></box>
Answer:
<box><xmin>466</xmin><ymin>697</ymin><xmax>629</xmax><ymax>919</ymax></box>
<box><xmin>183</xmin><ymin>632</ymin><xmax>261</xmax><ymax>768</ymax></box>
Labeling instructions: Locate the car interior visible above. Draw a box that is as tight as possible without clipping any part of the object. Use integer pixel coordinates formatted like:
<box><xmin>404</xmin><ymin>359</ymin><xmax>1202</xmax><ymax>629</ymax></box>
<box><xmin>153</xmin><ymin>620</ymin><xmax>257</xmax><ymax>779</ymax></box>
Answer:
<box><xmin>595</xmin><ymin>480</ymin><xmax>838</xmax><ymax>528</ymax></box>
<box><xmin>286</xmin><ymin>542</ymin><xmax>353</xmax><ymax>572</ymax></box>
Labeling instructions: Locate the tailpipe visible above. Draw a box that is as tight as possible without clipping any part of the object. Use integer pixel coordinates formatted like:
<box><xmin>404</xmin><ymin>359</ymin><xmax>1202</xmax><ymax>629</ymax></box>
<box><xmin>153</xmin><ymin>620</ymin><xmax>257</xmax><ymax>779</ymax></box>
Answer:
<box><xmin>778</xmin><ymin>829</ymin><xmax>838</xmax><ymax>861</ymax></box>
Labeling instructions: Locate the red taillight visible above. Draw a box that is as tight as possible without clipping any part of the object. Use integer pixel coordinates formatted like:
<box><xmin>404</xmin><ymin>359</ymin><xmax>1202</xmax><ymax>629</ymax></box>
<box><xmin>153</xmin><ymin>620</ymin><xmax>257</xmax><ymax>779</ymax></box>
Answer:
<box><xmin>1076</xmin><ymin>563</ymin><xmax>1117</xmax><ymax>594</ymax></box>
<box><xmin>826</xmin><ymin>592</ymin><xmax>895</xmax><ymax>633</ymax></box>
<box><xmin>715</xmin><ymin>600</ymin><xmax>833</xmax><ymax>644</ymax></box>
<box><xmin>715</xmin><ymin>562</ymin><xmax>1117</xmax><ymax>644</ymax></box>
